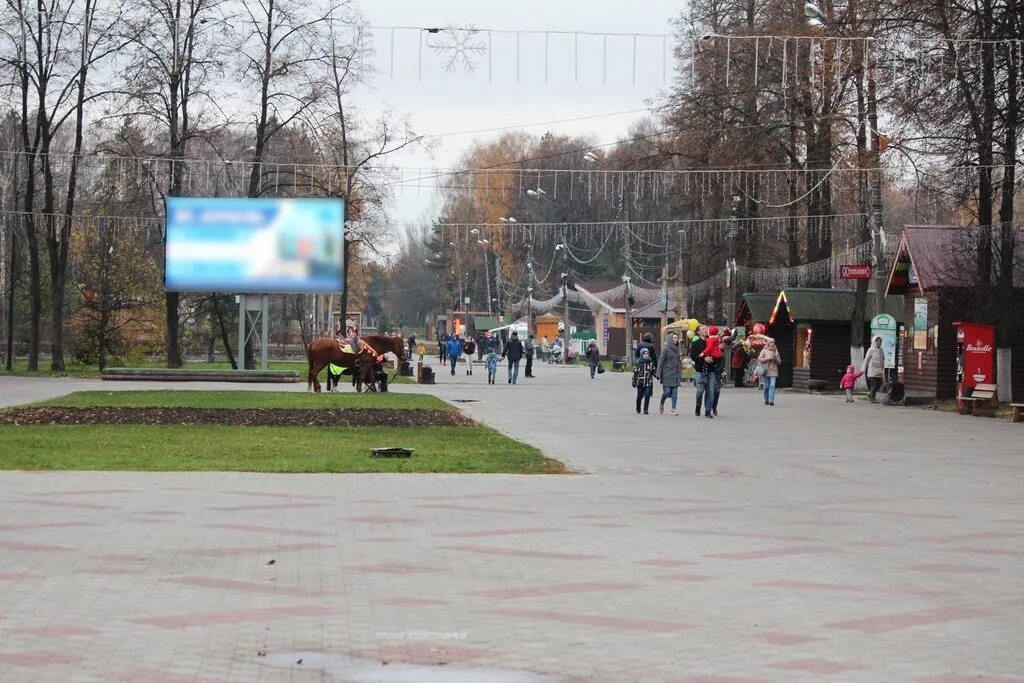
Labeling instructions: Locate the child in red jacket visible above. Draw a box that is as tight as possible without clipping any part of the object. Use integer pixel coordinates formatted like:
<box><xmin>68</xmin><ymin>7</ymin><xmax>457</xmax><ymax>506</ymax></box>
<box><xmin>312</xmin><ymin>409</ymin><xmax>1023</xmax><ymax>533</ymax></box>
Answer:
<box><xmin>703</xmin><ymin>326</ymin><xmax>723</xmax><ymax>362</ymax></box>
<box><xmin>840</xmin><ymin>364</ymin><xmax>864</xmax><ymax>403</ymax></box>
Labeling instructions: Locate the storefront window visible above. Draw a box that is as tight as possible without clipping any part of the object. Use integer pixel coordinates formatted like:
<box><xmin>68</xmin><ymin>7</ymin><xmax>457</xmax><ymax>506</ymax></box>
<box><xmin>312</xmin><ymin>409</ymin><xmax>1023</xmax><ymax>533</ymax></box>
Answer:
<box><xmin>795</xmin><ymin>325</ymin><xmax>812</xmax><ymax>369</ymax></box>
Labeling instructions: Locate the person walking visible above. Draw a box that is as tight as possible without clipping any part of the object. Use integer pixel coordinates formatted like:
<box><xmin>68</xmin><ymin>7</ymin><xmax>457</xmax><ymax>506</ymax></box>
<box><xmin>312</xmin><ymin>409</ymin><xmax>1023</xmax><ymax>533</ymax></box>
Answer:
<box><xmin>689</xmin><ymin>326</ymin><xmax>715</xmax><ymax>417</ymax></box>
<box><xmin>485</xmin><ymin>348</ymin><xmax>499</xmax><ymax>385</ymax></box>
<box><xmin>711</xmin><ymin>326</ymin><xmax>732</xmax><ymax>417</ymax></box>
<box><xmin>731</xmin><ymin>335</ymin><xmax>748</xmax><ymax>387</ymax></box>
<box><xmin>438</xmin><ymin>331</ymin><xmax>447</xmax><ymax>364</ymax></box>
<box><xmin>502</xmin><ymin>332</ymin><xmax>524</xmax><ymax>384</ymax></box>
<box><xmin>585</xmin><ymin>340</ymin><xmax>601</xmax><ymax>379</ymax></box>
<box><xmin>841</xmin><ymin>363</ymin><xmax>864</xmax><ymax>402</ymax></box>
<box><xmin>862</xmin><ymin>336</ymin><xmax>885</xmax><ymax>403</ymax></box>
<box><xmin>406</xmin><ymin>332</ymin><xmax>416</xmax><ymax>359</ymax></box>
<box><xmin>658</xmin><ymin>332</ymin><xmax>682</xmax><ymax>415</ymax></box>
<box><xmin>462</xmin><ymin>336</ymin><xmax>476</xmax><ymax>375</ymax></box>
<box><xmin>476</xmin><ymin>332</ymin><xmax>486</xmax><ymax>361</ymax></box>
<box><xmin>540</xmin><ymin>336</ymin><xmax>551</xmax><ymax>363</ymax></box>
<box><xmin>757</xmin><ymin>340</ymin><xmax>781</xmax><ymax>406</ymax></box>
<box><xmin>445</xmin><ymin>334</ymin><xmax>463</xmax><ymax>376</ymax></box>
<box><xmin>632</xmin><ymin>348</ymin><xmax>657</xmax><ymax>414</ymax></box>
<box><xmin>524</xmin><ymin>334</ymin><xmax>536</xmax><ymax>378</ymax></box>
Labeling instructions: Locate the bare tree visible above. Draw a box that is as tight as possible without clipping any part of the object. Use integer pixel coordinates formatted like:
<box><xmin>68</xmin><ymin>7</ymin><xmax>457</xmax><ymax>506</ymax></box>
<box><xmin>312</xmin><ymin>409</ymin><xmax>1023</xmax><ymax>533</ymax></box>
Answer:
<box><xmin>119</xmin><ymin>0</ymin><xmax>228</xmax><ymax>368</ymax></box>
<box><xmin>1</xmin><ymin>0</ymin><xmax>129</xmax><ymax>370</ymax></box>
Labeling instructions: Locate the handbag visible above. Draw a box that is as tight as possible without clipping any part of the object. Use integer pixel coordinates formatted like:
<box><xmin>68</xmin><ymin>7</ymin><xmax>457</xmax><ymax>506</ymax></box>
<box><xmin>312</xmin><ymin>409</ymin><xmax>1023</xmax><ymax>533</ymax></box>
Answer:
<box><xmin>597</xmin><ymin>364</ymin><xmax>606</xmax><ymax>374</ymax></box>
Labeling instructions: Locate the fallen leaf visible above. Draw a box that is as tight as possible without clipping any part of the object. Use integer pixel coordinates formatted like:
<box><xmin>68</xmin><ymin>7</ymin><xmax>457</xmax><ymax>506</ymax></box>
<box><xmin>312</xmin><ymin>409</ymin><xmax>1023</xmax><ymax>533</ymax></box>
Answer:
<box><xmin>296</xmin><ymin>658</ymin><xmax>303</xmax><ymax>665</ymax></box>
<box><xmin>266</xmin><ymin>559</ymin><xmax>276</xmax><ymax>565</ymax></box>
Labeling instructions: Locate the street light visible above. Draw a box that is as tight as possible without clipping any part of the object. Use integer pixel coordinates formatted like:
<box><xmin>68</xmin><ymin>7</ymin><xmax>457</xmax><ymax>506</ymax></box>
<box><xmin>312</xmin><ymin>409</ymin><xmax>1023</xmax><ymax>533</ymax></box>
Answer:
<box><xmin>804</xmin><ymin>2</ymin><xmax>827</xmax><ymax>26</ymax></box>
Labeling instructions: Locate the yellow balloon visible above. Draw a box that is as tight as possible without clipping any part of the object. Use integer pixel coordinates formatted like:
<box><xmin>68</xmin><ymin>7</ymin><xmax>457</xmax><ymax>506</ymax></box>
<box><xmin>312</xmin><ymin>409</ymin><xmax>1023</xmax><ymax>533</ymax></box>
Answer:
<box><xmin>686</xmin><ymin>329</ymin><xmax>695</xmax><ymax>339</ymax></box>
<box><xmin>688</xmin><ymin>319</ymin><xmax>699</xmax><ymax>331</ymax></box>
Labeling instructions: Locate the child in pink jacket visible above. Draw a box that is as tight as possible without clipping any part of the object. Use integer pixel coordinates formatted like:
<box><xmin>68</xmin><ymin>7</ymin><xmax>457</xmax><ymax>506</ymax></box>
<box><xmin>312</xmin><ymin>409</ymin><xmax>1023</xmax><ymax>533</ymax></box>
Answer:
<box><xmin>840</xmin><ymin>364</ymin><xmax>864</xmax><ymax>403</ymax></box>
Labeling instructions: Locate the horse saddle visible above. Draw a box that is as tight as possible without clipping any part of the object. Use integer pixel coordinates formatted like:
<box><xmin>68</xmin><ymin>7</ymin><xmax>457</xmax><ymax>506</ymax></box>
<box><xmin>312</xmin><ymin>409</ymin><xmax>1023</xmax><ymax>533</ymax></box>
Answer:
<box><xmin>337</xmin><ymin>342</ymin><xmax>357</xmax><ymax>355</ymax></box>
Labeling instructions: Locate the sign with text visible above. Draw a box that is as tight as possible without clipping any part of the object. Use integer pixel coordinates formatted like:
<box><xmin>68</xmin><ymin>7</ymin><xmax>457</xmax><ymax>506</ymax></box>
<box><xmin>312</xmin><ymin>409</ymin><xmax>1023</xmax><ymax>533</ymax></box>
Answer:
<box><xmin>839</xmin><ymin>264</ymin><xmax>872</xmax><ymax>279</ymax></box>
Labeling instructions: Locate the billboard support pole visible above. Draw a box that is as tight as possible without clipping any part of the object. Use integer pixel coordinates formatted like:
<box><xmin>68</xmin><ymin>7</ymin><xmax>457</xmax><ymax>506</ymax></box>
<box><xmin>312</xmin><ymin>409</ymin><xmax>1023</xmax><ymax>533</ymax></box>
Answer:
<box><xmin>238</xmin><ymin>294</ymin><xmax>246</xmax><ymax>371</ymax></box>
<box><xmin>260</xmin><ymin>294</ymin><xmax>269</xmax><ymax>370</ymax></box>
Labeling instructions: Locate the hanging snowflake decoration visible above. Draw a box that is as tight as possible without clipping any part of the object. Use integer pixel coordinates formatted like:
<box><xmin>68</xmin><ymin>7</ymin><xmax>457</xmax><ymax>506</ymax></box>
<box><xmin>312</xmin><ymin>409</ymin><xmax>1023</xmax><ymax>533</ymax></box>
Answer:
<box><xmin>427</xmin><ymin>24</ymin><xmax>487</xmax><ymax>73</ymax></box>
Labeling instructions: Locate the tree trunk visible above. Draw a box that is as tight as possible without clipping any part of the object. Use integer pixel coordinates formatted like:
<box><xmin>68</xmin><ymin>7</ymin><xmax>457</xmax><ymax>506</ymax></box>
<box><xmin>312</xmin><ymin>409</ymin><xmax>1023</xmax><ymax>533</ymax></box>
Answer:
<box><xmin>212</xmin><ymin>295</ymin><xmax>237</xmax><ymax>369</ymax></box>
<box><xmin>338</xmin><ymin>238</ymin><xmax>351</xmax><ymax>334</ymax></box>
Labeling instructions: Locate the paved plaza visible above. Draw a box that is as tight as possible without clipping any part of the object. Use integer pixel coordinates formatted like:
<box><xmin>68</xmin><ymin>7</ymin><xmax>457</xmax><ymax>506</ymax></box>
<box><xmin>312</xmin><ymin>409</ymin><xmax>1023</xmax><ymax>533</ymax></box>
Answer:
<box><xmin>0</xmin><ymin>369</ymin><xmax>1022</xmax><ymax>682</ymax></box>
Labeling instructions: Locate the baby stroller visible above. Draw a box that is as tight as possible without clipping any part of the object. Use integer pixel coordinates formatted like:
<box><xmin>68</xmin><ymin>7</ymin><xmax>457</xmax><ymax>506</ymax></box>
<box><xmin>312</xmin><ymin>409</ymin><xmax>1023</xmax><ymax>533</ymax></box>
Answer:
<box><xmin>547</xmin><ymin>347</ymin><xmax>563</xmax><ymax>364</ymax></box>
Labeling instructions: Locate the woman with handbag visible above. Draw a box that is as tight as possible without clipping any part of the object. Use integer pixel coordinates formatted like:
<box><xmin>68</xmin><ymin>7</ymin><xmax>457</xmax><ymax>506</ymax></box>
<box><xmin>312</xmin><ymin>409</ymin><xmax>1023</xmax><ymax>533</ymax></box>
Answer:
<box><xmin>756</xmin><ymin>341</ymin><xmax>782</xmax><ymax>406</ymax></box>
<box><xmin>586</xmin><ymin>341</ymin><xmax>603</xmax><ymax>378</ymax></box>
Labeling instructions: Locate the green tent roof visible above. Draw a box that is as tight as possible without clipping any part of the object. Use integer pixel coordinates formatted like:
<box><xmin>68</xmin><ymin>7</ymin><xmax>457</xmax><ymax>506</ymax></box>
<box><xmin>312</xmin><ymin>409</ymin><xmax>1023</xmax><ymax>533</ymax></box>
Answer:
<box><xmin>472</xmin><ymin>316</ymin><xmax>501</xmax><ymax>331</ymax></box>
<box><xmin>778</xmin><ymin>288</ymin><xmax>904</xmax><ymax>323</ymax></box>
<box><xmin>738</xmin><ymin>293</ymin><xmax>776</xmax><ymax>323</ymax></box>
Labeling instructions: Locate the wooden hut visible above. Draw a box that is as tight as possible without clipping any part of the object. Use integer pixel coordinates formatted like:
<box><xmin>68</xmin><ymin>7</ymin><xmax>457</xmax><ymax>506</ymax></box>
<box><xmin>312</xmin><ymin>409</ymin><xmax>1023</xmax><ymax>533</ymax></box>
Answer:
<box><xmin>885</xmin><ymin>225</ymin><xmax>1024</xmax><ymax>400</ymax></box>
<box><xmin>738</xmin><ymin>289</ymin><xmax>903</xmax><ymax>390</ymax></box>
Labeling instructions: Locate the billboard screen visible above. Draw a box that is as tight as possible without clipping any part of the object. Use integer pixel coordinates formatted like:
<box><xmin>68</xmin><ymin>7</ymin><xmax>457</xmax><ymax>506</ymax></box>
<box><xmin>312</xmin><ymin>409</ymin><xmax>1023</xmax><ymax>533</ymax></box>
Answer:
<box><xmin>165</xmin><ymin>197</ymin><xmax>344</xmax><ymax>293</ymax></box>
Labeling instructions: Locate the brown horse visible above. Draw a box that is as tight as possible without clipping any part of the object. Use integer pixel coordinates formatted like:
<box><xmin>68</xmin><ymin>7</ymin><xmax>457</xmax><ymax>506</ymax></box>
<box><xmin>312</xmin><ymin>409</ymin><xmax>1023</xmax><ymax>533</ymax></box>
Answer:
<box><xmin>306</xmin><ymin>340</ymin><xmax>376</xmax><ymax>393</ymax></box>
<box><xmin>305</xmin><ymin>334</ymin><xmax>408</xmax><ymax>393</ymax></box>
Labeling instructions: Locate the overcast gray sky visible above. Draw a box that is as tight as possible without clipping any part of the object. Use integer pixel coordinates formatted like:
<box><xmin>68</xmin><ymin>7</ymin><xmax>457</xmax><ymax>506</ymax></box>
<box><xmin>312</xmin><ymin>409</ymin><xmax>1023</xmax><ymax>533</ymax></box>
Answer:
<box><xmin>355</xmin><ymin>0</ymin><xmax>686</xmax><ymax>223</ymax></box>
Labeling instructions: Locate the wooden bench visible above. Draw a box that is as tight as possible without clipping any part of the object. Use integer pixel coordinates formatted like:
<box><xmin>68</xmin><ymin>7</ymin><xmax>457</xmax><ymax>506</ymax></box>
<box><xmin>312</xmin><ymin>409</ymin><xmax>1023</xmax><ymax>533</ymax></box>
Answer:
<box><xmin>611</xmin><ymin>356</ymin><xmax>628</xmax><ymax>372</ymax></box>
<box><xmin>1011</xmin><ymin>403</ymin><xmax>1024</xmax><ymax>423</ymax></box>
<box><xmin>956</xmin><ymin>383</ymin><xmax>998</xmax><ymax>417</ymax></box>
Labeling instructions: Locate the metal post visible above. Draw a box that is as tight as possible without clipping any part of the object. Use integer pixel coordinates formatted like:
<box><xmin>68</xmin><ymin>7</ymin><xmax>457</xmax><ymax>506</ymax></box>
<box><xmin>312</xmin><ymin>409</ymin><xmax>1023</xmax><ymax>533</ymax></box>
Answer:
<box><xmin>483</xmin><ymin>247</ymin><xmax>492</xmax><ymax>315</ymax></box>
<box><xmin>868</xmin><ymin>55</ymin><xmax>886</xmax><ymax>313</ymax></box>
<box><xmin>623</xmin><ymin>216</ymin><xmax>634</xmax><ymax>369</ymax></box>
<box><xmin>527</xmin><ymin>287</ymin><xmax>533</xmax><ymax>338</ymax></box>
<box><xmin>260</xmin><ymin>293</ymin><xmax>269</xmax><ymax>370</ymax></box>
<box><xmin>725</xmin><ymin>195</ymin><xmax>740</xmax><ymax>325</ymax></box>
<box><xmin>659</xmin><ymin>261</ymin><xmax>669</xmax><ymax>333</ymax></box>
<box><xmin>624</xmin><ymin>277</ymin><xmax>634</xmax><ymax>370</ymax></box>
<box><xmin>560</xmin><ymin>225</ymin><xmax>570</xmax><ymax>358</ymax></box>
<box><xmin>237</xmin><ymin>293</ymin><xmax>246</xmax><ymax>371</ymax></box>
<box><xmin>4</xmin><ymin>228</ymin><xmax>15</xmax><ymax>371</ymax></box>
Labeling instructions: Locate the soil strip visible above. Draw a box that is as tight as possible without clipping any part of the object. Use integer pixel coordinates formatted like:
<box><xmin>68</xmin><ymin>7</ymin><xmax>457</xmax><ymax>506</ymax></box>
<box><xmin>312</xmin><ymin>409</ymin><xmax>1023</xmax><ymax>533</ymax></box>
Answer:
<box><xmin>0</xmin><ymin>407</ymin><xmax>474</xmax><ymax>428</ymax></box>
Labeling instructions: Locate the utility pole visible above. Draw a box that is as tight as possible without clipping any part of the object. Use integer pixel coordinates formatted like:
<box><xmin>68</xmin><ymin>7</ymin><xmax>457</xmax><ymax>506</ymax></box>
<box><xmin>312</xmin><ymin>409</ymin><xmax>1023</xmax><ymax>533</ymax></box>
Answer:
<box><xmin>725</xmin><ymin>194</ymin><xmax>740</xmax><ymax>325</ymax></box>
<box><xmin>526</xmin><ymin>231</ymin><xmax>534</xmax><ymax>337</ymax></box>
<box><xmin>659</xmin><ymin>261</ymin><xmax>669</xmax><ymax>333</ymax></box>
<box><xmin>623</xmin><ymin>217</ymin><xmax>634</xmax><ymax>369</ymax></box>
<box><xmin>483</xmin><ymin>248</ymin><xmax>492</xmax><ymax>315</ymax></box>
<box><xmin>867</xmin><ymin>57</ymin><xmax>886</xmax><ymax>314</ymax></box>
<box><xmin>675</xmin><ymin>229</ymin><xmax>686</xmax><ymax>320</ymax></box>
<box><xmin>560</xmin><ymin>225</ymin><xmax>570</xmax><ymax>359</ymax></box>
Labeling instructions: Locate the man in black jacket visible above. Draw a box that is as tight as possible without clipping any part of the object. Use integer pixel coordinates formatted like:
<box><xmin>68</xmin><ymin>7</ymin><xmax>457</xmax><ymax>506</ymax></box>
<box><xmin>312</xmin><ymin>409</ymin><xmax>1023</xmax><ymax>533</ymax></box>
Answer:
<box><xmin>635</xmin><ymin>332</ymin><xmax>658</xmax><ymax>366</ymax></box>
<box><xmin>502</xmin><ymin>332</ymin><xmax>525</xmax><ymax>385</ymax></box>
<box><xmin>689</xmin><ymin>326</ymin><xmax>717</xmax><ymax>418</ymax></box>
<box><xmin>524</xmin><ymin>334</ymin><xmax>536</xmax><ymax>378</ymax></box>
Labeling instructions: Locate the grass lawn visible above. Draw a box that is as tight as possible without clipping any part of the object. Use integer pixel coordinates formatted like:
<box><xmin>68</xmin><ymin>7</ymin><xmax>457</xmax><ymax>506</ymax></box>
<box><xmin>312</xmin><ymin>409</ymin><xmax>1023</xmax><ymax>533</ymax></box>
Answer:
<box><xmin>0</xmin><ymin>390</ymin><xmax>564</xmax><ymax>474</ymax></box>
<box><xmin>0</xmin><ymin>424</ymin><xmax>562</xmax><ymax>473</ymax></box>
<box><xmin>30</xmin><ymin>390</ymin><xmax>448</xmax><ymax>410</ymax></box>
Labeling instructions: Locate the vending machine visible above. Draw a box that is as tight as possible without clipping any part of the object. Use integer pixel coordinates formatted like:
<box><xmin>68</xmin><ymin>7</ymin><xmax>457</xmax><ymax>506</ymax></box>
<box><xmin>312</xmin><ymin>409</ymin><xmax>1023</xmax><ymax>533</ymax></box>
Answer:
<box><xmin>953</xmin><ymin>322</ymin><xmax>995</xmax><ymax>396</ymax></box>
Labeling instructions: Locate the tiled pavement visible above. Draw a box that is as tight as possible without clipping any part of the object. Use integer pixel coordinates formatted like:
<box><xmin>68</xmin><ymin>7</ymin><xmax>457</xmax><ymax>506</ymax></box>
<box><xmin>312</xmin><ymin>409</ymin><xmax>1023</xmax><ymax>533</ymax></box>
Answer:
<box><xmin>0</xmin><ymin>371</ymin><xmax>1022</xmax><ymax>682</ymax></box>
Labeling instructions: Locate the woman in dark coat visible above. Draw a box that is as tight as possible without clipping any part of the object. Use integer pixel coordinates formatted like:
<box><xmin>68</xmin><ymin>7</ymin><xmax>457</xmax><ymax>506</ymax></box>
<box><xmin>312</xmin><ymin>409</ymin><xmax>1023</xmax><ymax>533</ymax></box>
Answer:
<box><xmin>658</xmin><ymin>332</ymin><xmax>682</xmax><ymax>415</ymax></box>
<box><xmin>586</xmin><ymin>341</ymin><xmax>601</xmax><ymax>379</ymax></box>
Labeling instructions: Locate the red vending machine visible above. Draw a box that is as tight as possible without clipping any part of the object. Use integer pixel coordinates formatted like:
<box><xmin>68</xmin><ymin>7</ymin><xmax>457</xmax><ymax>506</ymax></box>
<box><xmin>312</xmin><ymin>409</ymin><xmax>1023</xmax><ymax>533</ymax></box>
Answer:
<box><xmin>953</xmin><ymin>322</ymin><xmax>996</xmax><ymax>396</ymax></box>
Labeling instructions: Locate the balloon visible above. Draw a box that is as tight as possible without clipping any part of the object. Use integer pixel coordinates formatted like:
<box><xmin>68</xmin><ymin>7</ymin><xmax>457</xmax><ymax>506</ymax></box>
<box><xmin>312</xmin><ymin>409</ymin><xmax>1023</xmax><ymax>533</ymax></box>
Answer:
<box><xmin>686</xmin><ymin>330</ymin><xmax>695</xmax><ymax>339</ymax></box>
<box><xmin>752</xmin><ymin>323</ymin><xmax>765</xmax><ymax>335</ymax></box>
<box><xmin>688</xmin><ymin>319</ymin><xmax>699</xmax><ymax>331</ymax></box>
